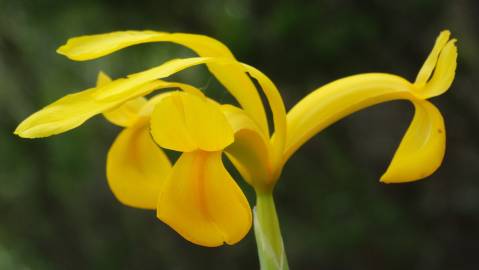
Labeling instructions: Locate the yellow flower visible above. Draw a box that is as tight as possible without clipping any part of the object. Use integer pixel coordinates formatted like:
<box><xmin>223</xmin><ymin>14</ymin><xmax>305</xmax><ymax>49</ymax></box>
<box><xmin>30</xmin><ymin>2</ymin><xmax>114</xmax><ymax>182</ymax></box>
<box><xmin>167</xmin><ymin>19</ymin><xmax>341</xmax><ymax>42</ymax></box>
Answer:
<box><xmin>14</xmin><ymin>30</ymin><xmax>457</xmax><ymax>247</ymax></box>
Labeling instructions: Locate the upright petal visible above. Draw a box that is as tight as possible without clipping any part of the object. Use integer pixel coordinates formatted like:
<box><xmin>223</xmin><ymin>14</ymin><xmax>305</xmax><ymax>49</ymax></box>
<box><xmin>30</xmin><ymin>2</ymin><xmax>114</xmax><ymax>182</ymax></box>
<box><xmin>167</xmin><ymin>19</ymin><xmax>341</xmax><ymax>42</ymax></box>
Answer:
<box><xmin>107</xmin><ymin>123</ymin><xmax>172</xmax><ymax>209</ymax></box>
<box><xmin>414</xmin><ymin>30</ymin><xmax>451</xmax><ymax>86</ymax></box>
<box><xmin>157</xmin><ymin>151</ymin><xmax>252</xmax><ymax>247</ymax></box>
<box><xmin>150</xmin><ymin>91</ymin><xmax>234</xmax><ymax>152</ymax></box>
<box><xmin>57</xmin><ymin>31</ymin><xmax>269</xmax><ymax>135</ymax></box>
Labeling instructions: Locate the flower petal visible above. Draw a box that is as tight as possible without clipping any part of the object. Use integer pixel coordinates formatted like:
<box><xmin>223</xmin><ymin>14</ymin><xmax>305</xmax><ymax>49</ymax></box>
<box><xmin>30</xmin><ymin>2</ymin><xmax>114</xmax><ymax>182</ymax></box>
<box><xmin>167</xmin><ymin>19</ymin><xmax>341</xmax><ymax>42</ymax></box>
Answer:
<box><xmin>157</xmin><ymin>151</ymin><xmax>252</xmax><ymax>247</ymax></box>
<box><xmin>97</xmin><ymin>71</ymin><xmax>148</xmax><ymax>127</ymax></box>
<box><xmin>241</xmin><ymin>64</ymin><xmax>287</xmax><ymax>171</ymax></box>
<box><xmin>14</xmin><ymin>80</ymin><xmax>167</xmax><ymax>138</ymax></box>
<box><xmin>150</xmin><ymin>91</ymin><xmax>234</xmax><ymax>152</ymax></box>
<box><xmin>284</xmin><ymin>73</ymin><xmax>448</xmax><ymax>182</ymax></box>
<box><xmin>57</xmin><ymin>31</ymin><xmax>269</xmax><ymax>135</ymax></box>
<box><xmin>414</xmin><ymin>30</ymin><xmax>451</xmax><ymax>86</ymax></box>
<box><xmin>420</xmin><ymin>39</ymin><xmax>457</xmax><ymax>98</ymax></box>
<box><xmin>107</xmin><ymin>123</ymin><xmax>172</xmax><ymax>209</ymax></box>
<box><xmin>285</xmin><ymin>73</ymin><xmax>413</xmax><ymax>162</ymax></box>
<box><xmin>381</xmin><ymin>100</ymin><xmax>445</xmax><ymax>182</ymax></box>
<box><xmin>222</xmin><ymin>105</ymin><xmax>274</xmax><ymax>189</ymax></box>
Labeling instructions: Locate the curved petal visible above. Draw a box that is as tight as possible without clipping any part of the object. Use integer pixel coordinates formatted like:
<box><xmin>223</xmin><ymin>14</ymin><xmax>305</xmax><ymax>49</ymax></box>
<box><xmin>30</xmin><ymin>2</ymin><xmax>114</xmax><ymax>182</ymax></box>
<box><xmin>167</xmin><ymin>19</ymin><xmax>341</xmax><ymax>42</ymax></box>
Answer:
<box><xmin>381</xmin><ymin>100</ymin><xmax>445</xmax><ymax>183</ymax></box>
<box><xmin>157</xmin><ymin>151</ymin><xmax>252</xmax><ymax>247</ymax></box>
<box><xmin>284</xmin><ymin>73</ymin><xmax>448</xmax><ymax>183</ymax></box>
<box><xmin>221</xmin><ymin>105</ymin><xmax>274</xmax><ymax>189</ymax></box>
<box><xmin>285</xmin><ymin>73</ymin><xmax>414</xmax><ymax>162</ymax></box>
<box><xmin>57</xmin><ymin>31</ymin><xmax>269</xmax><ymax>135</ymax></box>
<box><xmin>107</xmin><ymin>123</ymin><xmax>172</xmax><ymax>209</ymax></box>
<box><xmin>150</xmin><ymin>91</ymin><xmax>234</xmax><ymax>152</ymax></box>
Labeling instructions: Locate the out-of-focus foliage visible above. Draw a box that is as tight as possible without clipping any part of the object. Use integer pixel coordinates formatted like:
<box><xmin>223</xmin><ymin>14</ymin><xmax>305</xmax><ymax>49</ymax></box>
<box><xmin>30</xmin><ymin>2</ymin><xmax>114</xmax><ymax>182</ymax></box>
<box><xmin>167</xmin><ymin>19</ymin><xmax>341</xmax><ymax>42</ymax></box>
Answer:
<box><xmin>1</xmin><ymin>0</ymin><xmax>478</xmax><ymax>269</ymax></box>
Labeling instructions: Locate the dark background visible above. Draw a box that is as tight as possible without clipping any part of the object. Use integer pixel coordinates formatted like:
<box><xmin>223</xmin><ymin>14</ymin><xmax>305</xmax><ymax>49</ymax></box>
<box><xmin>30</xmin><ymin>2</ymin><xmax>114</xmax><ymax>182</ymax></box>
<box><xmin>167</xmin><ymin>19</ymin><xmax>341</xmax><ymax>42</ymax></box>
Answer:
<box><xmin>1</xmin><ymin>0</ymin><xmax>478</xmax><ymax>269</ymax></box>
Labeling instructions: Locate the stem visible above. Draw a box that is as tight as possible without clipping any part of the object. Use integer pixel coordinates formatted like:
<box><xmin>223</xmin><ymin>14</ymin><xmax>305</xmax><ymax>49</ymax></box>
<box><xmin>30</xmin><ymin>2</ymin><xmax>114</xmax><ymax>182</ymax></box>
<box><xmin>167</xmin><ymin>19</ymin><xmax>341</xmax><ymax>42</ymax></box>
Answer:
<box><xmin>253</xmin><ymin>191</ymin><xmax>289</xmax><ymax>270</ymax></box>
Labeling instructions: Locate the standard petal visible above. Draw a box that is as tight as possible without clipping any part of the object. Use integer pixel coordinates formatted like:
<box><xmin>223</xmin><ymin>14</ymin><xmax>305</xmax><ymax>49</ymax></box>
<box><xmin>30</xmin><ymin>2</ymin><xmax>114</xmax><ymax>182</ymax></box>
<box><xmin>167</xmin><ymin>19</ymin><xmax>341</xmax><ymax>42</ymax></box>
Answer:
<box><xmin>150</xmin><ymin>91</ymin><xmax>234</xmax><ymax>152</ymax></box>
<box><xmin>57</xmin><ymin>31</ymin><xmax>269</xmax><ymax>135</ymax></box>
<box><xmin>157</xmin><ymin>151</ymin><xmax>252</xmax><ymax>247</ymax></box>
<box><xmin>107</xmin><ymin>123</ymin><xmax>172</xmax><ymax>209</ymax></box>
<box><xmin>381</xmin><ymin>100</ymin><xmax>445</xmax><ymax>183</ymax></box>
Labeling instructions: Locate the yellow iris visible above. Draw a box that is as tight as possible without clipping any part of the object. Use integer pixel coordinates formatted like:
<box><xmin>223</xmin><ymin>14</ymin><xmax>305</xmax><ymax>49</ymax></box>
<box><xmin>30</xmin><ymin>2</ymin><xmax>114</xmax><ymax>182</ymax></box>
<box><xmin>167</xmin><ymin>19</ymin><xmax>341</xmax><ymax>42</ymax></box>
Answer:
<box><xmin>14</xmin><ymin>30</ymin><xmax>457</xmax><ymax>248</ymax></box>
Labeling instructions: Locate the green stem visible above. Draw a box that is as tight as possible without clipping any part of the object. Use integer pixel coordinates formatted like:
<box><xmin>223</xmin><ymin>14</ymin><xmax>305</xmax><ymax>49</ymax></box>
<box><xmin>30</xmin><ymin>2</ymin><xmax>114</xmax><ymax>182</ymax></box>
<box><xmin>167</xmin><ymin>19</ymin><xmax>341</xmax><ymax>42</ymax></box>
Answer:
<box><xmin>254</xmin><ymin>191</ymin><xmax>289</xmax><ymax>270</ymax></box>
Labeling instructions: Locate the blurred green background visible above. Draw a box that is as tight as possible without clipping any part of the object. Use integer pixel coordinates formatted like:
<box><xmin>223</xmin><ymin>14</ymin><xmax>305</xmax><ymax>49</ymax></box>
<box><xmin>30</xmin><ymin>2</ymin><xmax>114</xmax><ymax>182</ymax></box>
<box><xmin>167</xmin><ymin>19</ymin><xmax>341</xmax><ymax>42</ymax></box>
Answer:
<box><xmin>1</xmin><ymin>0</ymin><xmax>478</xmax><ymax>269</ymax></box>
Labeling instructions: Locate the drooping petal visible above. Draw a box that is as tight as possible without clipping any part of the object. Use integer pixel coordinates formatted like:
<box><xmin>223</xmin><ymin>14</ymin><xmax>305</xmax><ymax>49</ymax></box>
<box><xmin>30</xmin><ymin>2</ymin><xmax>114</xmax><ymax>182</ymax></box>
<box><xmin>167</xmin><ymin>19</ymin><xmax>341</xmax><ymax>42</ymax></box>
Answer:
<box><xmin>157</xmin><ymin>151</ymin><xmax>252</xmax><ymax>247</ymax></box>
<box><xmin>284</xmin><ymin>73</ymin><xmax>445</xmax><ymax>183</ymax></box>
<box><xmin>57</xmin><ymin>31</ymin><xmax>269</xmax><ymax>135</ymax></box>
<box><xmin>222</xmin><ymin>105</ymin><xmax>274</xmax><ymax>189</ymax></box>
<box><xmin>150</xmin><ymin>91</ymin><xmax>234</xmax><ymax>152</ymax></box>
<box><xmin>107</xmin><ymin>123</ymin><xmax>172</xmax><ymax>209</ymax></box>
<box><xmin>381</xmin><ymin>100</ymin><xmax>445</xmax><ymax>183</ymax></box>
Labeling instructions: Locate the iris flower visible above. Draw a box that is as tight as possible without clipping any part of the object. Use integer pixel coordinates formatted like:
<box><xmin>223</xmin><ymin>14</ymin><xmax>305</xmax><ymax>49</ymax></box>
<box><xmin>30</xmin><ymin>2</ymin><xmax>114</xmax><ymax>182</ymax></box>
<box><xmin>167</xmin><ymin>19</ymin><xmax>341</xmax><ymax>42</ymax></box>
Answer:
<box><xmin>15</xmin><ymin>30</ymin><xmax>457</xmax><ymax>268</ymax></box>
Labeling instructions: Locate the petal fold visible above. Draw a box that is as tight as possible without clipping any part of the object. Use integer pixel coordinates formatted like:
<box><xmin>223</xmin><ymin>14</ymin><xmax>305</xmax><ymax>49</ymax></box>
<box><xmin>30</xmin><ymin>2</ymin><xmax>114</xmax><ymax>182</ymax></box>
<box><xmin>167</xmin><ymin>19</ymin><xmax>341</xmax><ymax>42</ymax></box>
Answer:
<box><xmin>107</xmin><ymin>123</ymin><xmax>172</xmax><ymax>209</ymax></box>
<box><xmin>157</xmin><ymin>151</ymin><xmax>252</xmax><ymax>247</ymax></box>
<box><xmin>150</xmin><ymin>91</ymin><xmax>234</xmax><ymax>152</ymax></box>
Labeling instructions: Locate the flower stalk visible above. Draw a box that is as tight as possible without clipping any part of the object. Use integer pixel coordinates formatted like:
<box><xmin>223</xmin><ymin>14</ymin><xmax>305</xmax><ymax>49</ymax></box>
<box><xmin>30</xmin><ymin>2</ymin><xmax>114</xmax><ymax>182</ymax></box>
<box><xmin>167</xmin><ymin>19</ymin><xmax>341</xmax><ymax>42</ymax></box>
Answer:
<box><xmin>254</xmin><ymin>191</ymin><xmax>289</xmax><ymax>270</ymax></box>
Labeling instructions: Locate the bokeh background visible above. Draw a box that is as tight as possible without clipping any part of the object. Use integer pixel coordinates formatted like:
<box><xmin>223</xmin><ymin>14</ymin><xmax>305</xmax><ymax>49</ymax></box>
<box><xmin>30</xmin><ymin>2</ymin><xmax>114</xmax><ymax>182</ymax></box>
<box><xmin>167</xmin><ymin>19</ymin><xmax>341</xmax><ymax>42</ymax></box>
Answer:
<box><xmin>1</xmin><ymin>0</ymin><xmax>478</xmax><ymax>269</ymax></box>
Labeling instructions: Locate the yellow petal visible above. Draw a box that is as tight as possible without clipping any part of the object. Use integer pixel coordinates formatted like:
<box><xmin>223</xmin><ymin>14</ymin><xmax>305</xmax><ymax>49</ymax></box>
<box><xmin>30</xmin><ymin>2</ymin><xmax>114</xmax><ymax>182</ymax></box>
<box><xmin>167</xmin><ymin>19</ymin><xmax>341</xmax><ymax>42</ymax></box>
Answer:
<box><xmin>157</xmin><ymin>151</ymin><xmax>252</xmax><ymax>247</ymax></box>
<box><xmin>221</xmin><ymin>105</ymin><xmax>274</xmax><ymax>190</ymax></box>
<box><xmin>14</xmin><ymin>80</ymin><xmax>166</xmax><ymax>138</ymax></box>
<box><xmin>285</xmin><ymin>73</ymin><xmax>414</xmax><ymax>162</ymax></box>
<box><xmin>381</xmin><ymin>100</ymin><xmax>445</xmax><ymax>182</ymax></box>
<box><xmin>14</xmin><ymin>65</ymin><xmax>209</xmax><ymax>138</ymax></box>
<box><xmin>150</xmin><ymin>91</ymin><xmax>234</xmax><ymax>152</ymax></box>
<box><xmin>107</xmin><ymin>123</ymin><xmax>172</xmax><ymax>209</ymax></box>
<box><xmin>103</xmin><ymin>97</ymin><xmax>148</xmax><ymax>127</ymax></box>
<box><xmin>419</xmin><ymin>39</ymin><xmax>457</xmax><ymax>98</ymax></box>
<box><xmin>414</xmin><ymin>30</ymin><xmax>451</xmax><ymax>86</ymax></box>
<box><xmin>241</xmin><ymin>64</ymin><xmax>287</xmax><ymax>171</ymax></box>
<box><xmin>57</xmin><ymin>31</ymin><xmax>269</xmax><ymax>135</ymax></box>
<box><xmin>284</xmin><ymin>73</ymin><xmax>448</xmax><ymax>182</ymax></box>
<box><xmin>96</xmin><ymin>71</ymin><xmax>148</xmax><ymax>127</ymax></box>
